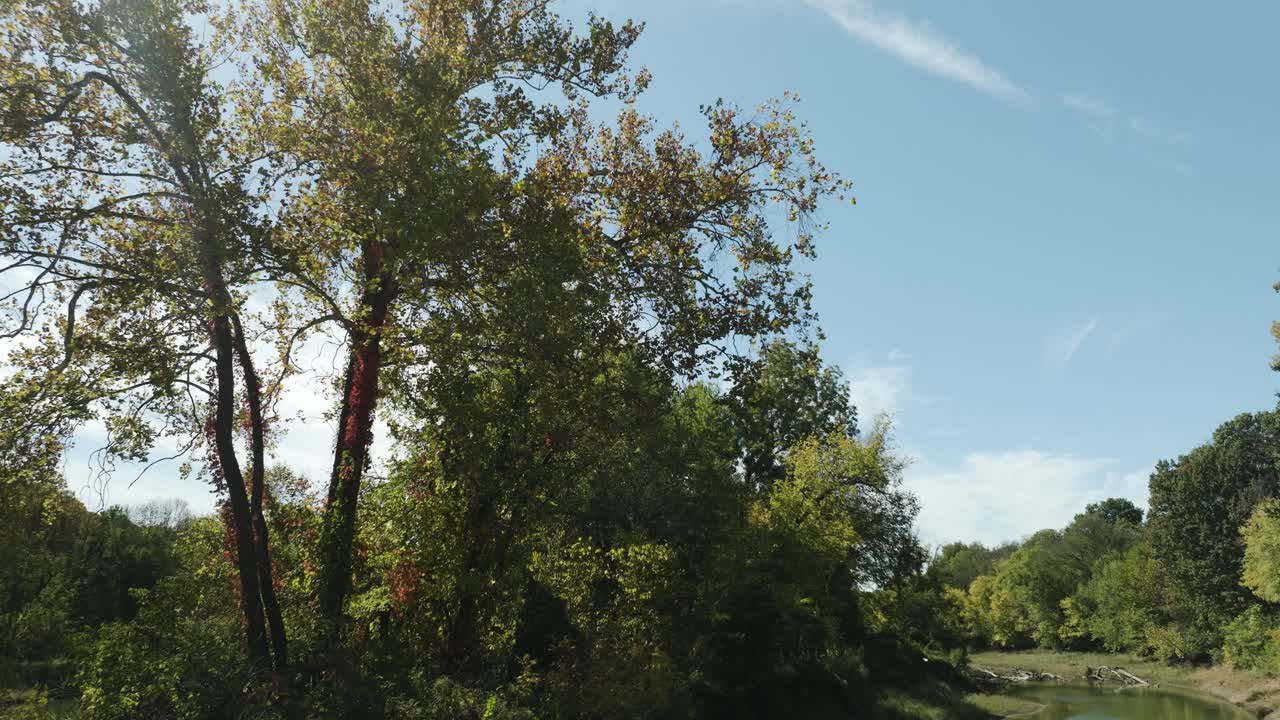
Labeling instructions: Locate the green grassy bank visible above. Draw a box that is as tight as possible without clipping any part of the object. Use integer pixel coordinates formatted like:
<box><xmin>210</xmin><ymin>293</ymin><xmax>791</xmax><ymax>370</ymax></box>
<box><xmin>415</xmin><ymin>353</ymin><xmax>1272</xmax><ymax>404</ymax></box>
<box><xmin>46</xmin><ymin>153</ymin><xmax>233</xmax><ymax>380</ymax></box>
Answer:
<box><xmin>872</xmin><ymin>685</ymin><xmax>1041</xmax><ymax>719</ymax></box>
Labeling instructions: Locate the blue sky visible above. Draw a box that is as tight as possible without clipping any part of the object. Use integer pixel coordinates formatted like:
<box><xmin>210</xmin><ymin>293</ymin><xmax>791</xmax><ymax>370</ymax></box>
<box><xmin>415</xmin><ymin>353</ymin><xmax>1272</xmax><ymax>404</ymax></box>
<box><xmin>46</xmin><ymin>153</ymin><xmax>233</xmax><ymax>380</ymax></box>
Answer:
<box><xmin>555</xmin><ymin>0</ymin><xmax>1280</xmax><ymax>543</ymax></box>
<box><xmin>61</xmin><ymin>0</ymin><xmax>1280</xmax><ymax>546</ymax></box>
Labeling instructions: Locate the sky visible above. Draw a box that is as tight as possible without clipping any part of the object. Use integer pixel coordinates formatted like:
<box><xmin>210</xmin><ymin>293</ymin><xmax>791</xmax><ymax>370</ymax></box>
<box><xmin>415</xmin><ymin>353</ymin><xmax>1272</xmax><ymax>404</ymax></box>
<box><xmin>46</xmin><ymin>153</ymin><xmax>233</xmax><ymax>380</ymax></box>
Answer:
<box><xmin>55</xmin><ymin>0</ymin><xmax>1280</xmax><ymax>547</ymax></box>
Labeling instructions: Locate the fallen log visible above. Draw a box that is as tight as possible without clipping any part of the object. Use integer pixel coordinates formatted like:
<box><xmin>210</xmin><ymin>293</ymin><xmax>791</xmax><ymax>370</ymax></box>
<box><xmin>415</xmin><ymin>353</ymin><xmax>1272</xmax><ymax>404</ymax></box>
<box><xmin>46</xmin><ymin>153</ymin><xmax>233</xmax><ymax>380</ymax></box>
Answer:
<box><xmin>970</xmin><ymin>663</ymin><xmax>1152</xmax><ymax>687</ymax></box>
<box><xmin>1085</xmin><ymin>666</ymin><xmax>1150</xmax><ymax>686</ymax></box>
<box><xmin>970</xmin><ymin>666</ymin><xmax>1066</xmax><ymax>683</ymax></box>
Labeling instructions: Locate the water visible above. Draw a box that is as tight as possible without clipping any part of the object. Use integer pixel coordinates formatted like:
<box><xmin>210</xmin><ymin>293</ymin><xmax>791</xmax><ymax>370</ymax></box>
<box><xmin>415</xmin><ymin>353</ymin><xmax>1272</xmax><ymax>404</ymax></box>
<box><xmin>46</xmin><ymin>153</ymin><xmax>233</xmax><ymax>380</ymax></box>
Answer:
<box><xmin>1005</xmin><ymin>683</ymin><xmax>1254</xmax><ymax>719</ymax></box>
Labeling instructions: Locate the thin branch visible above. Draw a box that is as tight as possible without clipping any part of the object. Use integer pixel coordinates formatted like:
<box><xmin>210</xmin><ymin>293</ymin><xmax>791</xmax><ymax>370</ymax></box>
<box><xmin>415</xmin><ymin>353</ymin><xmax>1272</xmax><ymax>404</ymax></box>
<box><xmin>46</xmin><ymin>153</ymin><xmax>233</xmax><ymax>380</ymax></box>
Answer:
<box><xmin>51</xmin><ymin>281</ymin><xmax>100</xmax><ymax>374</ymax></box>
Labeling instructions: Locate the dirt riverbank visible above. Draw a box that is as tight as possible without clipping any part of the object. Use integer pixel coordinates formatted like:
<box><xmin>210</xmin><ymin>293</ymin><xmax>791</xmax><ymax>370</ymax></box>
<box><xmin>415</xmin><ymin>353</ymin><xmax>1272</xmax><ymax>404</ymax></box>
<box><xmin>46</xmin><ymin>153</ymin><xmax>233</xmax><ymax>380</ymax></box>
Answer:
<box><xmin>969</xmin><ymin>650</ymin><xmax>1280</xmax><ymax>718</ymax></box>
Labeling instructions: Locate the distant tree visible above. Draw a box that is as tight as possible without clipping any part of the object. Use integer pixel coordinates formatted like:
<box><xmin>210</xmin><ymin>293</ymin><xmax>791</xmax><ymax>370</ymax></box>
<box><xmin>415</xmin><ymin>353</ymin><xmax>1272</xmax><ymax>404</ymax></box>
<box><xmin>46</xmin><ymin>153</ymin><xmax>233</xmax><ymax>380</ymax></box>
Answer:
<box><xmin>0</xmin><ymin>460</ymin><xmax>92</xmax><ymax>662</ymax></box>
<box><xmin>1081</xmin><ymin>497</ymin><xmax>1144</xmax><ymax>527</ymax></box>
<box><xmin>964</xmin><ymin>509</ymin><xmax>1141</xmax><ymax>649</ymax></box>
<box><xmin>1147</xmin><ymin>411</ymin><xmax>1280</xmax><ymax>639</ymax></box>
<box><xmin>126</xmin><ymin>499</ymin><xmax>194</xmax><ymax>530</ymax></box>
<box><xmin>1069</xmin><ymin>541</ymin><xmax>1167</xmax><ymax>653</ymax></box>
<box><xmin>929</xmin><ymin>541</ymin><xmax>1019</xmax><ymax>590</ymax></box>
<box><xmin>727</xmin><ymin>341</ymin><xmax>857</xmax><ymax>489</ymax></box>
<box><xmin>69</xmin><ymin>507</ymin><xmax>179</xmax><ymax>625</ymax></box>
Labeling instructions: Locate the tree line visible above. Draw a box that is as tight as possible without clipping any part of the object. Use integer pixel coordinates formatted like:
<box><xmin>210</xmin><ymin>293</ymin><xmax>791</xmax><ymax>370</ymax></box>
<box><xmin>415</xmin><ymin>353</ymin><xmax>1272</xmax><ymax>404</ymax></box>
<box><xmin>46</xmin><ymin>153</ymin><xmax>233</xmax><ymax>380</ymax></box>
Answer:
<box><xmin>930</xmin><ymin>409</ymin><xmax>1280</xmax><ymax>670</ymax></box>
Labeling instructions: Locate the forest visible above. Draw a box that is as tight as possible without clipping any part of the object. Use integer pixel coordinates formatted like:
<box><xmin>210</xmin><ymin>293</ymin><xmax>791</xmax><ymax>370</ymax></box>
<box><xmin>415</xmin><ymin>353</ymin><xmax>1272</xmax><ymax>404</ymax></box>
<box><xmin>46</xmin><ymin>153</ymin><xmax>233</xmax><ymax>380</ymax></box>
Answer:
<box><xmin>935</xmin><ymin>409</ymin><xmax>1280</xmax><ymax>669</ymax></box>
<box><xmin>0</xmin><ymin>1</ymin><xmax>1278</xmax><ymax>719</ymax></box>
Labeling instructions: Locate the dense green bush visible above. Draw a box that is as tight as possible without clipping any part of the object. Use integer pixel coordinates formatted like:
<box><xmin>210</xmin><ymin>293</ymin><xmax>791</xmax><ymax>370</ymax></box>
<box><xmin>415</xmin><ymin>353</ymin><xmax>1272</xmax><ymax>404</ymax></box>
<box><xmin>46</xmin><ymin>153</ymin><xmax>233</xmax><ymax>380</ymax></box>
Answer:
<box><xmin>1242</xmin><ymin>499</ymin><xmax>1280</xmax><ymax>603</ymax></box>
<box><xmin>1221</xmin><ymin>606</ymin><xmax>1280</xmax><ymax>671</ymax></box>
<box><xmin>76</xmin><ymin>519</ymin><xmax>259</xmax><ymax>720</ymax></box>
<box><xmin>1069</xmin><ymin>542</ymin><xmax>1164</xmax><ymax>654</ymax></box>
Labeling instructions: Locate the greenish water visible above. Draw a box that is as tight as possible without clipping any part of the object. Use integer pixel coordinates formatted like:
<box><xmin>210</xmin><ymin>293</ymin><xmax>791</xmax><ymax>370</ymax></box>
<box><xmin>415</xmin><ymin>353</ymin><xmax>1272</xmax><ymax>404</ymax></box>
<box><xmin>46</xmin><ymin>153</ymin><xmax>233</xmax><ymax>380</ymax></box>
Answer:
<box><xmin>1006</xmin><ymin>684</ymin><xmax>1253</xmax><ymax>719</ymax></box>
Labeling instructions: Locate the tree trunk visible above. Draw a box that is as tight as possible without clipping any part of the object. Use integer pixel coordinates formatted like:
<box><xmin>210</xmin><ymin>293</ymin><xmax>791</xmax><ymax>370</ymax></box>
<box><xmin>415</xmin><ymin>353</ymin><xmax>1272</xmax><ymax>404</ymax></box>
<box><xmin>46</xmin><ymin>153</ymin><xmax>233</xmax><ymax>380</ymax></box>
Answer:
<box><xmin>316</xmin><ymin>241</ymin><xmax>394</xmax><ymax>626</ymax></box>
<box><xmin>445</xmin><ymin>375</ymin><xmax>530</xmax><ymax>677</ymax></box>
<box><xmin>231</xmin><ymin>315</ymin><xmax>289</xmax><ymax>670</ymax></box>
<box><xmin>202</xmin><ymin>257</ymin><xmax>271</xmax><ymax>668</ymax></box>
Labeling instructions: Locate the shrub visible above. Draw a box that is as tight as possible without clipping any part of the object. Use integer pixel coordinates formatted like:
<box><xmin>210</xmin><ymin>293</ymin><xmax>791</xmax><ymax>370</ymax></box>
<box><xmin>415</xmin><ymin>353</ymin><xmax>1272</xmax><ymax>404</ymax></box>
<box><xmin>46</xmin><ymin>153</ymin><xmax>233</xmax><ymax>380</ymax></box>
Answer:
<box><xmin>1144</xmin><ymin>622</ymin><xmax>1218</xmax><ymax>664</ymax></box>
<box><xmin>1222</xmin><ymin>606</ymin><xmax>1280</xmax><ymax>671</ymax></box>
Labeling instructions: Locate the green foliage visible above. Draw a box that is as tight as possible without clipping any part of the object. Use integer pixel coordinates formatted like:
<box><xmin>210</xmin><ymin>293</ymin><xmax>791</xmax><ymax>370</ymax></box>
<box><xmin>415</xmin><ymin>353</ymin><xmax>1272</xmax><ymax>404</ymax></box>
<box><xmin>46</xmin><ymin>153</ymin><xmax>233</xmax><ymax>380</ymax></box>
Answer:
<box><xmin>22</xmin><ymin>0</ymin><xmax>1267</xmax><ymax>715</ymax></box>
<box><xmin>77</xmin><ymin>518</ymin><xmax>253</xmax><ymax>720</ymax></box>
<box><xmin>1081</xmin><ymin>498</ymin><xmax>1144</xmax><ymax>527</ymax></box>
<box><xmin>1147</xmin><ymin>411</ymin><xmax>1280</xmax><ymax>645</ymax></box>
<box><xmin>1242</xmin><ymin>498</ymin><xmax>1280</xmax><ymax>602</ymax></box>
<box><xmin>726</xmin><ymin>341</ymin><xmax>856</xmax><ymax>489</ymax></box>
<box><xmin>1221</xmin><ymin>606</ymin><xmax>1280</xmax><ymax>671</ymax></box>
<box><xmin>951</xmin><ymin>411</ymin><xmax>1280</xmax><ymax>665</ymax></box>
<box><xmin>1143</xmin><ymin>622</ymin><xmax>1221</xmax><ymax>665</ymax></box>
<box><xmin>1069</xmin><ymin>542</ymin><xmax>1165</xmax><ymax>654</ymax></box>
<box><xmin>956</xmin><ymin>414</ymin><xmax>1280</xmax><ymax>666</ymax></box>
<box><xmin>961</xmin><ymin>506</ymin><xmax>1142</xmax><ymax>651</ymax></box>
<box><xmin>386</xmin><ymin>676</ymin><xmax>535</xmax><ymax>720</ymax></box>
<box><xmin>928</xmin><ymin>542</ymin><xmax>1018</xmax><ymax>591</ymax></box>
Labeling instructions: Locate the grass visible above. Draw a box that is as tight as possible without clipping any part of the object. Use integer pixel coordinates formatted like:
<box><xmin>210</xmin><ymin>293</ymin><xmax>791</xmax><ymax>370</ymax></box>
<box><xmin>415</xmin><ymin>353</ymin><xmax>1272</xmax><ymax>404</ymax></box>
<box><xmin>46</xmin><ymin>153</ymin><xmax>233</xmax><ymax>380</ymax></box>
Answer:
<box><xmin>0</xmin><ymin>699</ymin><xmax>76</xmax><ymax>720</ymax></box>
<box><xmin>869</xmin><ymin>673</ymin><xmax>1015</xmax><ymax>719</ymax></box>
<box><xmin>962</xmin><ymin>693</ymin><xmax>1044</xmax><ymax>718</ymax></box>
<box><xmin>970</xmin><ymin>649</ymin><xmax>1280</xmax><ymax>717</ymax></box>
<box><xmin>970</xmin><ymin>648</ymin><xmax>1196</xmax><ymax>685</ymax></box>
<box><xmin>874</xmin><ymin>689</ymin><xmax>991</xmax><ymax>719</ymax></box>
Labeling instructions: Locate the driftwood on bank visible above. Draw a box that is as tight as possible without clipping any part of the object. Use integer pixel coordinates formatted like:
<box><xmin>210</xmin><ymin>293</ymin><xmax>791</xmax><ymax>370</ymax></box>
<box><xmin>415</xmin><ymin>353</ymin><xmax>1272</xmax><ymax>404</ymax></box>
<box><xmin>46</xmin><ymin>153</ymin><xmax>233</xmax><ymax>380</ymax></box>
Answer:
<box><xmin>1085</xmin><ymin>666</ymin><xmax>1151</xmax><ymax>686</ymax></box>
<box><xmin>971</xmin><ymin>666</ymin><xmax>1067</xmax><ymax>683</ymax></box>
<box><xmin>969</xmin><ymin>664</ymin><xmax>1152</xmax><ymax>687</ymax></box>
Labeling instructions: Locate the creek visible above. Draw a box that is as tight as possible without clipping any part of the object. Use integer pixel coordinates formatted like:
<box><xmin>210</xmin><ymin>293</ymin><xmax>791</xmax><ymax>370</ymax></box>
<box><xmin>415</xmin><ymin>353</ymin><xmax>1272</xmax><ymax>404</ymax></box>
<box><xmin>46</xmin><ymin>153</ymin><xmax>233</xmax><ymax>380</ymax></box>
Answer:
<box><xmin>1005</xmin><ymin>683</ymin><xmax>1254</xmax><ymax>719</ymax></box>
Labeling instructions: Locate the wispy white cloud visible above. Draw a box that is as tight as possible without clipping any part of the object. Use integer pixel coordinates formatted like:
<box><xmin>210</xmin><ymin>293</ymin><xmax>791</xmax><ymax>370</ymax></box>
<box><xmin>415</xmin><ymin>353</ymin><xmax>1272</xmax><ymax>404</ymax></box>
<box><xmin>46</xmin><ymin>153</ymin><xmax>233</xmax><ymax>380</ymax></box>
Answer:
<box><xmin>1102</xmin><ymin>310</ymin><xmax>1159</xmax><ymax>357</ymax></box>
<box><xmin>1127</xmin><ymin>115</ymin><xmax>1193</xmax><ymax>146</ymax></box>
<box><xmin>1043</xmin><ymin>317</ymin><xmax>1099</xmax><ymax>372</ymax></box>
<box><xmin>843</xmin><ymin>347</ymin><xmax>1151</xmax><ymax>545</ymax></box>
<box><xmin>906</xmin><ymin>450</ymin><xmax>1150</xmax><ymax>545</ymax></box>
<box><xmin>1061</xmin><ymin>92</ymin><xmax>1118</xmax><ymax>136</ymax></box>
<box><xmin>849</xmin><ymin>364</ymin><xmax>911</xmax><ymax>422</ymax></box>
<box><xmin>1061</xmin><ymin>92</ymin><xmax>1192</xmax><ymax>147</ymax></box>
<box><xmin>804</xmin><ymin>0</ymin><xmax>1026</xmax><ymax>103</ymax></box>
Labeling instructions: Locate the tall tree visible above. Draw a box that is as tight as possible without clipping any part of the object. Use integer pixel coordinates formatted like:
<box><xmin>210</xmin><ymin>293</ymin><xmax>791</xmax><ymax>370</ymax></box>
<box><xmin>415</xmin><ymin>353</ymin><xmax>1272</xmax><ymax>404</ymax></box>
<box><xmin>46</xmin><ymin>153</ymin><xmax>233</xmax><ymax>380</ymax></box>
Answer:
<box><xmin>1147</xmin><ymin>411</ymin><xmax>1280</xmax><ymax>642</ymax></box>
<box><xmin>239</xmin><ymin>0</ymin><xmax>649</xmax><ymax>629</ymax></box>
<box><xmin>243</xmin><ymin>0</ymin><xmax>850</xmax><ymax>632</ymax></box>
<box><xmin>0</xmin><ymin>0</ymin><xmax>286</xmax><ymax>670</ymax></box>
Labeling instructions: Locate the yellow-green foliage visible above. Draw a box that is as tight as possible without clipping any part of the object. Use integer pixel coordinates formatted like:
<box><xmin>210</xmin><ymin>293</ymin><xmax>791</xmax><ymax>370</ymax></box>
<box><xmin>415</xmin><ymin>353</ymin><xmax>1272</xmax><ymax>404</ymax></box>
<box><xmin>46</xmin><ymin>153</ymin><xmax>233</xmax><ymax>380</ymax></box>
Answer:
<box><xmin>749</xmin><ymin>425</ymin><xmax>896</xmax><ymax>636</ymax></box>
<box><xmin>760</xmin><ymin>431</ymin><xmax>868</xmax><ymax>556</ymax></box>
<box><xmin>534</xmin><ymin>539</ymin><xmax>676</xmax><ymax>627</ymax></box>
<box><xmin>964</xmin><ymin>573</ymin><xmax>1031</xmax><ymax>649</ymax></box>
<box><xmin>532</xmin><ymin>539</ymin><xmax>683</xmax><ymax>717</ymax></box>
<box><xmin>1242</xmin><ymin>499</ymin><xmax>1280</xmax><ymax>603</ymax></box>
<box><xmin>1222</xmin><ymin>605</ymin><xmax>1280</xmax><ymax>671</ymax></box>
<box><xmin>1057</xmin><ymin>596</ymin><xmax>1090</xmax><ymax>647</ymax></box>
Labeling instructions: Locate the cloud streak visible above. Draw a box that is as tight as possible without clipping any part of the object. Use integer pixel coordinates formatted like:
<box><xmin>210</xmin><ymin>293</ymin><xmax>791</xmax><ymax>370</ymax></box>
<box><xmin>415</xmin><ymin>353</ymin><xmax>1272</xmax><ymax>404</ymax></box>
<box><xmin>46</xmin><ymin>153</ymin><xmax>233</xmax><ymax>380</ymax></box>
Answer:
<box><xmin>805</xmin><ymin>0</ymin><xmax>1026</xmax><ymax>102</ymax></box>
<box><xmin>1043</xmin><ymin>317</ymin><xmax>1099</xmax><ymax>372</ymax></box>
<box><xmin>1061</xmin><ymin>92</ymin><xmax>1192</xmax><ymax>146</ymax></box>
